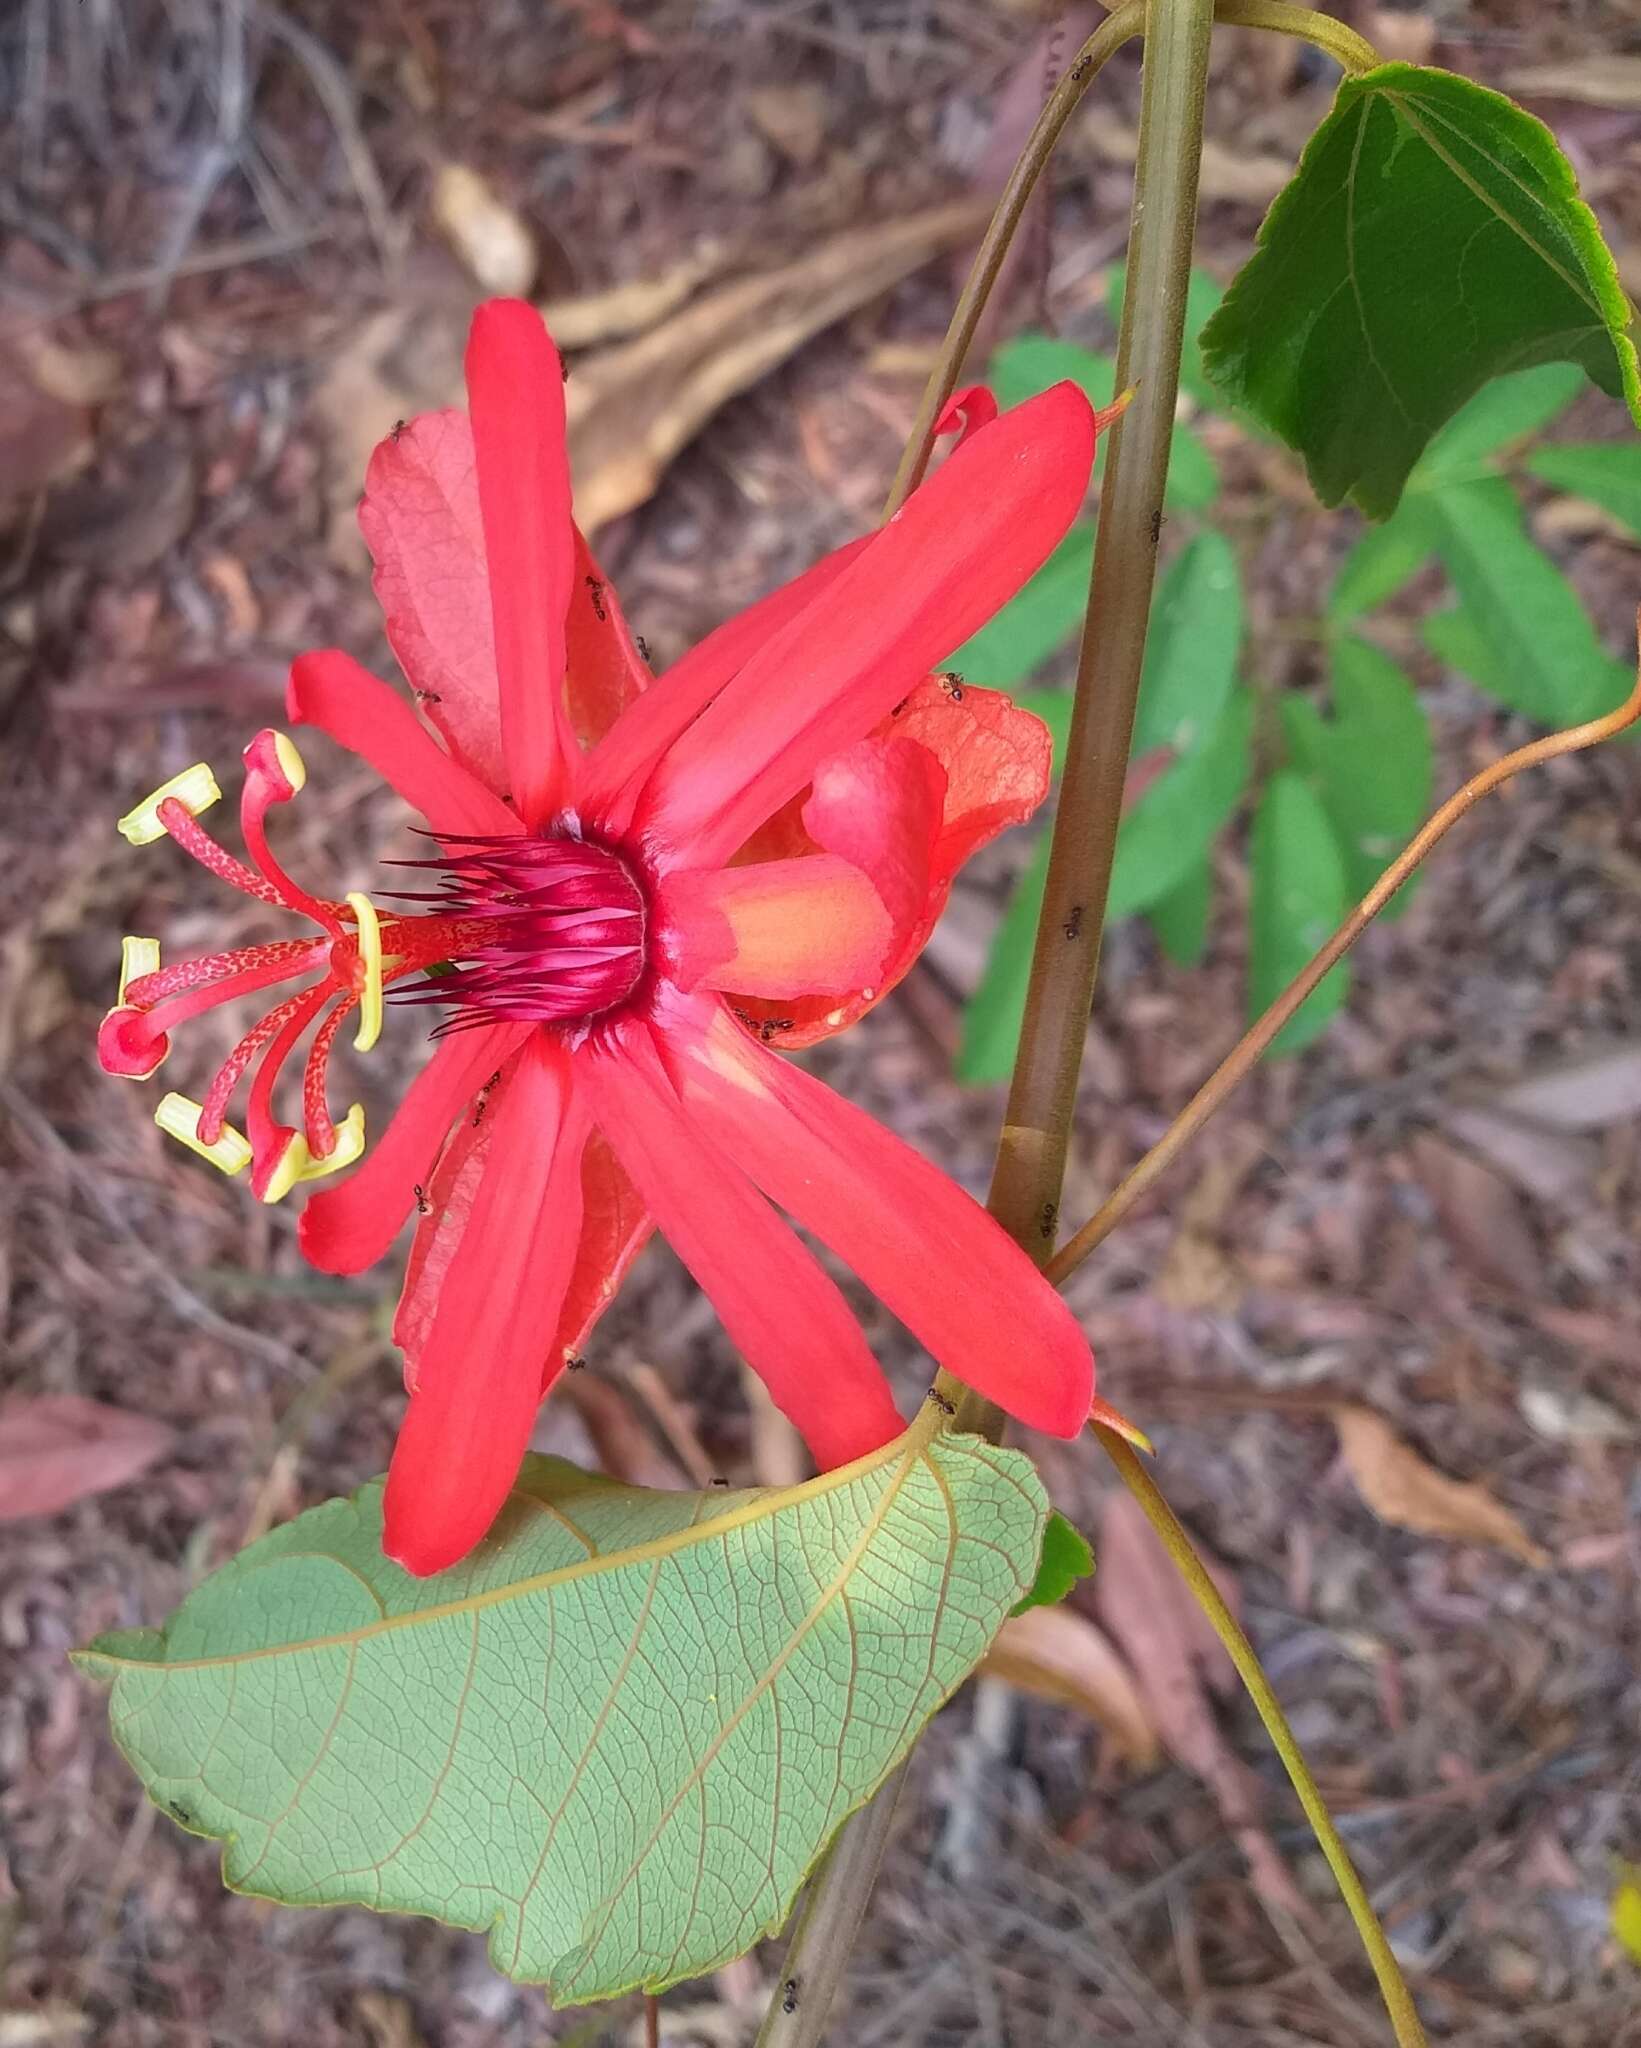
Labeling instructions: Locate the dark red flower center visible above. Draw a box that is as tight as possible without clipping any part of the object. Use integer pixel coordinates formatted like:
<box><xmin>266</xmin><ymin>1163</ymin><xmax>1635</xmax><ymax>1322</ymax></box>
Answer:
<box><xmin>394</xmin><ymin>831</ymin><xmax>647</xmax><ymax>1029</ymax></box>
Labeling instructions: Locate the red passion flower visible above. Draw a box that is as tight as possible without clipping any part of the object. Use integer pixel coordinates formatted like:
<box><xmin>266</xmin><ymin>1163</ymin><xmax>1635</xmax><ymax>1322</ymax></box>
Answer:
<box><xmin>100</xmin><ymin>299</ymin><xmax>1107</xmax><ymax>1574</ymax></box>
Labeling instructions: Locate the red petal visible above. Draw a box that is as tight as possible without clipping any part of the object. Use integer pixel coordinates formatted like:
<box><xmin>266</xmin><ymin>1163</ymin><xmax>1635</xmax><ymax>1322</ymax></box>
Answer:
<box><xmin>578</xmin><ymin>1015</ymin><xmax>905</xmax><ymax>1469</ymax></box>
<box><xmin>666</xmin><ymin>1000</ymin><xmax>1094</xmax><ymax>1438</ymax></box>
<box><xmin>577</xmin><ymin>535</ymin><xmax>873</xmax><ymax>837</ymax></box>
<box><xmin>358</xmin><ymin>407</ymin><xmax>506</xmax><ymax>793</ymax></box>
<box><xmin>886</xmin><ymin>675</ymin><xmax>1054</xmax><ymax>870</ymax></box>
<box><xmin>360</xmin><ymin>405</ymin><xmax>648</xmax><ymax>785</ymax></box>
<box><xmin>633</xmin><ymin>383</ymin><xmax>1096</xmax><ymax>867</ymax></box>
<box><xmin>394</xmin><ymin>1049</ymin><xmax>520</xmax><ymax>1373</ymax></box>
<box><xmin>568</xmin><ymin>528</ymin><xmax>652</xmax><ymax>747</ymax></box>
<box><xmin>549</xmin><ymin>1127</ymin><xmax>654</xmax><ymax>1376</ymax></box>
<box><xmin>383</xmin><ymin>1039</ymin><xmax>588</xmax><ymax>1575</ymax></box>
<box><xmin>286</xmin><ymin>650</ymin><xmax>522</xmax><ymax>838</ymax></box>
<box><xmin>656</xmin><ymin>854</ymin><xmax>892</xmax><ymax>999</ymax></box>
<box><xmin>465</xmin><ymin>300</ymin><xmax>579</xmax><ymax>826</ymax></box>
<box><xmin>298</xmin><ymin>1020</ymin><xmax>530</xmax><ymax>1275</ymax></box>
<box><xmin>730</xmin><ymin>682</ymin><xmax>1052</xmax><ymax>1048</ymax></box>
<box><xmin>935</xmin><ymin>384</ymin><xmax>999</xmax><ymax>446</ymax></box>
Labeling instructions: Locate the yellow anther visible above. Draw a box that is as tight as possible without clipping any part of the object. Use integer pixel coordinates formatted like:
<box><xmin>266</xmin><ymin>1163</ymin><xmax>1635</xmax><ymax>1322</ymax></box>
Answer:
<box><xmin>154</xmin><ymin>1094</ymin><xmax>252</xmax><ymax>1176</ymax></box>
<box><xmin>346</xmin><ymin>891</ymin><xmax>384</xmax><ymax>1052</ymax></box>
<box><xmin>259</xmin><ymin>1134</ymin><xmax>311</xmax><ymax>1205</ymax></box>
<box><xmin>118</xmin><ymin>764</ymin><xmax>222</xmax><ymax>846</ymax></box>
<box><xmin>118</xmin><ymin>936</ymin><xmax>161</xmax><ymax>1005</ymax></box>
<box><xmin>272</xmin><ymin>731</ymin><xmax>307</xmax><ymax>793</ymax></box>
<box><xmin>298</xmin><ymin>1103</ymin><xmax>366</xmax><ymax>1182</ymax></box>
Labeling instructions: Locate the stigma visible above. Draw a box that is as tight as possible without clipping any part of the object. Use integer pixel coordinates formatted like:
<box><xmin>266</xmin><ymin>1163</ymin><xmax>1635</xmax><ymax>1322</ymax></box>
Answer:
<box><xmin>98</xmin><ymin>729</ymin><xmax>389</xmax><ymax>1201</ymax></box>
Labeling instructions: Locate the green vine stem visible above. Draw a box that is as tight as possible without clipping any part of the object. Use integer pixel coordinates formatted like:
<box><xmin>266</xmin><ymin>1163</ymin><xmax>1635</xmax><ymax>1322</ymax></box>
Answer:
<box><xmin>754</xmin><ymin>6</ymin><xmax>1216</xmax><ymax>2040</ymax></box>
<box><xmin>1092</xmin><ymin>1425</ymin><xmax>1430</xmax><ymax>2048</ymax></box>
<box><xmin>984</xmin><ymin>0</ymin><xmax>1215</xmax><ymax>1274</ymax></box>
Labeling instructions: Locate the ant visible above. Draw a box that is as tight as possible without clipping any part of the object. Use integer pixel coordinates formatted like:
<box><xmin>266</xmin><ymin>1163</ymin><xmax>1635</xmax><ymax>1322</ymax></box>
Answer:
<box><xmin>1062</xmin><ymin>904</ymin><xmax>1084</xmax><ymax>941</ymax></box>
<box><xmin>412</xmin><ymin>1184</ymin><xmax>431</xmax><ymax>1216</ymax></box>
<box><xmin>926</xmin><ymin>1389</ymin><xmax>956</xmax><ymax>1417</ymax></box>
<box><xmin>1039</xmin><ymin>1200</ymin><xmax>1058</xmax><ymax>1241</ymax></box>
<box><xmin>781</xmin><ymin>1980</ymin><xmax>799</xmax><ymax>2015</ymax></box>
<box><xmin>585</xmin><ymin>575</ymin><xmax>608</xmax><ymax>623</ymax></box>
<box><xmin>635</xmin><ymin>634</ymin><xmax>651</xmax><ymax>665</ymax></box>
<box><xmin>414</xmin><ymin>687</ymin><xmax>443</xmax><ymax>706</ymax></box>
<box><xmin>390</xmin><ymin>419</ymin><xmax>405</xmax><ymax>442</ymax></box>
<box><xmin>937</xmin><ymin>672</ymin><xmax>965</xmax><ymax>702</ymax></box>
<box><xmin>564</xmin><ymin>1353</ymin><xmax>586</xmax><ymax>1373</ymax></box>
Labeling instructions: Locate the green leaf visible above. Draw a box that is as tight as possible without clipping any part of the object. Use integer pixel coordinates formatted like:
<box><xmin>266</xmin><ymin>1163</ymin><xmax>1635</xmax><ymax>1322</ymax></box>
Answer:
<box><xmin>1108</xmin><ymin>261</ymin><xmax>1225</xmax><ymax>408</ymax></box>
<box><xmin>79</xmin><ymin>1437</ymin><xmax>1044</xmax><ymax>2001</ymax></box>
<box><xmin>1327</xmin><ymin>498</ymin><xmax>1438</xmax><ymax>624</ymax></box>
<box><xmin>1011</xmin><ymin>1510</ymin><xmax>1094</xmax><ymax>1616</ymax></box>
<box><xmin>1163</xmin><ymin>421</ymin><xmax>1220</xmax><ymax>509</ymax></box>
<box><xmin>1286</xmin><ymin>638</ymin><xmax>1433</xmax><ymax>918</ymax></box>
<box><xmin>1249</xmin><ymin>771</ymin><xmax>1351</xmax><ymax>1055</ymax></box>
<box><xmin>1527</xmin><ymin>439</ymin><xmax>1641</xmax><ymax>537</ymax></box>
<box><xmin>1145</xmin><ymin>854</ymin><xmax>1214</xmax><ymax>967</ymax></box>
<box><xmin>989</xmin><ymin>336</ymin><xmax>1218</xmax><ymax>509</ymax></box>
<box><xmin>1109</xmin><ymin>688</ymin><xmax>1254</xmax><ymax>921</ymax></box>
<box><xmin>1413</xmin><ymin>362</ymin><xmax>1585</xmax><ymax>479</ymax></box>
<box><xmin>1134</xmin><ymin>531</ymin><xmax>1244</xmax><ymax>756</ymax></box>
<box><xmin>957</xmin><ymin>833</ymin><xmax>1051</xmax><ymax>1086</ymax></box>
<box><xmin>1420</xmin><ymin>475</ymin><xmax>1632</xmax><ymax>721</ymax></box>
<box><xmin>1201</xmin><ymin>64</ymin><xmax>1641</xmax><ymax>516</ymax></box>
<box><xmin>949</xmin><ymin>524</ymin><xmax>1094</xmax><ymax>688</ymax></box>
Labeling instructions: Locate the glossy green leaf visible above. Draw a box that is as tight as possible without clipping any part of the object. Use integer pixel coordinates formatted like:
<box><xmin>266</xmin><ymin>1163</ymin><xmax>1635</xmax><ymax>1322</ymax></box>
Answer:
<box><xmin>1249</xmin><ymin>771</ymin><xmax>1351</xmax><ymax>1056</ymax></box>
<box><xmin>1421</xmin><ymin>476</ymin><xmax>1631</xmax><ymax>720</ymax></box>
<box><xmin>1327</xmin><ymin>498</ymin><xmax>1438</xmax><ymax>624</ymax></box>
<box><xmin>1201</xmin><ymin>64</ymin><xmax>1641</xmax><ymax>516</ymax></box>
<box><xmin>1134</xmin><ymin>532</ymin><xmax>1244</xmax><ymax>756</ymax></box>
<box><xmin>1107</xmin><ymin>260</ymin><xmax>1225</xmax><ymax>408</ymax></box>
<box><xmin>1109</xmin><ymin>689</ymin><xmax>1254</xmax><ymax>922</ymax></box>
<box><xmin>950</xmin><ymin>525</ymin><xmax>1094</xmax><ymax>688</ymax></box>
<box><xmin>1283</xmin><ymin>638</ymin><xmax>1432</xmax><ymax>919</ymax></box>
<box><xmin>957</xmin><ymin>833</ymin><xmax>1050</xmax><ymax>1086</ymax></box>
<box><xmin>1145</xmin><ymin>854</ymin><xmax>1214</xmax><ymax>967</ymax></box>
<box><xmin>78</xmin><ymin>1436</ymin><xmax>1045</xmax><ymax>2001</ymax></box>
<box><xmin>1527</xmin><ymin>439</ymin><xmax>1641</xmax><ymax>537</ymax></box>
<box><xmin>1413</xmin><ymin>363</ymin><xmax>1585</xmax><ymax>479</ymax></box>
<box><xmin>1011</xmin><ymin>1510</ymin><xmax>1094</xmax><ymax>1616</ymax></box>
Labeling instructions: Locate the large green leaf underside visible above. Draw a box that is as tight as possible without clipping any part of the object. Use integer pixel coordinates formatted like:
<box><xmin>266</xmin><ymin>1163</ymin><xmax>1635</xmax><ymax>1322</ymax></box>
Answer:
<box><xmin>79</xmin><ymin>1433</ymin><xmax>1045</xmax><ymax>2002</ymax></box>
<box><xmin>1201</xmin><ymin>63</ymin><xmax>1641</xmax><ymax>517</ymax></box>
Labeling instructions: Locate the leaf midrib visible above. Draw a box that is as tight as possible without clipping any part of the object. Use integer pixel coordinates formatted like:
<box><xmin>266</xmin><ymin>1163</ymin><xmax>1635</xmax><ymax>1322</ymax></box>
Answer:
<box><xmin>100</xmin><ymin>1421</ymin><xmax>946</xmax><ymax>1672</ymax></box>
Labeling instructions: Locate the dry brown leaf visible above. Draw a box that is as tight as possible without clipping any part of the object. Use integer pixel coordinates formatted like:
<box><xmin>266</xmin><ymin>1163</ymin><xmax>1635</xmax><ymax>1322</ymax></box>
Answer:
<box><xmin>0</xmin><ymin>1395</ymin><xmax>175</xmax><ymax>1522</ymax></box>
<box><xmin>542</xmin><ymin>242</ymin><xmax>730</xmax><ymax>350</ymax></box>
<box><xmin>746</xmin><ymin>85</ymin><xmax>828</xmax><ymax>167</ymax></box>
<box><xmin>1507</xmin><ymin>55</ymin><xmax>1641</xmax><ymax>111</ymax></box>
<box><xmin>0</xmin><ymin>342</ymin><xmax>92</xmax><ymax>500</ymax></box>
<box><xmin>1330</xmin><ymin>1404</ymin><xmax>1550</xmax><ymax>1567</ymax></box>
<box><xmin>1437</xmin><ymin>1103</ymin><xmax>1595</xmax><ymax>1208</ymax></box>
<box><xmin>318</xmin><ymin>201</ymin><xmax>984</xmax><ymax>557</ymax></box>
<box><xmin>562</xmin><ymin>198</ymin><xmax>989</xmax><ymax>532</ymax></box>
<box><xmin>1409</xmin><ymin>1130</ymin><xmax>1543</xmax><ymax>1296</ymax></box>
<box><xmin>1092</xmin><ymin>1492</ymin><xmax>1312</xmax><ymax>1922</ymax></box>
<box><xmin>430</xmin><ymin>162</ymin><xmax>538</xmax><ymax>297</ymax></box>
<box><xmin>1489</xmin><ymin>1044</ymin><xmax>1641</xmax><ymax>1132</ymax></box>
<box><xmin>982</xmin><ymin>1604</ymin><xmax>1159</xmax><ymax>1767</ymax></box>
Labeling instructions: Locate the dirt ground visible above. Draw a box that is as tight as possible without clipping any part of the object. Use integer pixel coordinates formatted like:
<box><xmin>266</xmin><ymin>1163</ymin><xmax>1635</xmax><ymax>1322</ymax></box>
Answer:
<box><xmin>4</xmin><ymin>2</ymin><xmax>1641</xmax><ymax>2044</ymax></box>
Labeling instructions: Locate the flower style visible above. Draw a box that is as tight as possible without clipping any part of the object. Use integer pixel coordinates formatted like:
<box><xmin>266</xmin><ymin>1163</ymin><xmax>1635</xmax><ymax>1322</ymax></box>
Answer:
<box><xmin>100</xmin><ymin>300</ymin><xmax>1109</xmax><ymax>1575</ymax></box>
